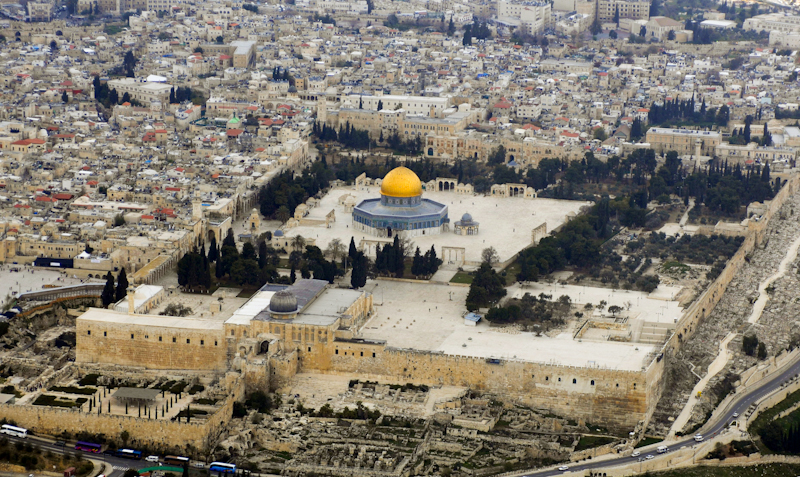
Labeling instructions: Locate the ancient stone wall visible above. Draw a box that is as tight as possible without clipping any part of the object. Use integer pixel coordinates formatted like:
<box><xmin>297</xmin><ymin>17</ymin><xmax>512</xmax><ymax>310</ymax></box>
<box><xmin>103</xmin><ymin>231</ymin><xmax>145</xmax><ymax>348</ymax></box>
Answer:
<box><xmin>76</xmin><ymin>317</ymin><xmax>228</xmax><ymax>371</ymax></box>
<box><xmin>303</xmin><ymin>341</ymin><xmax>657</xmax><ymax>429</ymax></box>
<box><xmin>0</xmin><ymin>375</ymin><xmax>244</xmax><ymax>451</ymax></box>
<box><xmin>663</xmin><ymin>174</ymin><xmax>800</xmax><ymax>356</ymax></box>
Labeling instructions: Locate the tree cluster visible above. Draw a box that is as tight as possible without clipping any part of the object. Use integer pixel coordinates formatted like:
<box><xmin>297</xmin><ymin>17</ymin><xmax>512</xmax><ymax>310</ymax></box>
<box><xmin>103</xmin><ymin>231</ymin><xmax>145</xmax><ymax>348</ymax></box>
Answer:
<box><xmin>258</xmin><ymin>161</ymin><xmax>333</xmax><ymax>221</ymax></box>
<box><xmin>465</xmin><ymin>263</ymin><xmax>507</xmax><ymax>311</ymax></box>
<box><xmin>289</xmin><ymin>243</ymin><xmax>341</xmax><ymax>283</ymax></box>
<box><xmin>169</xmin><ymin>86</ymin><xmax>201</xmax><ymax>105</ymax></box>
<box><xmin>123</xmin><ymin>51</ymin><xmax>137</xmax><ymax>77</ymax></box>
<box><xmin>177</xmin><ymin>247</ymin><xmax>212</xmax><ymax>291</ymax></box>
<box><xmin>410</xmin><ymin>245</ymin><xmax>442</xmax><ymax>278</ymax></box>
<box><xmin>462</xmin><ymin>21</ymin><xmax>492</xmax><ymax>46</ymax></box>
<box><xmin>485</xmin><ymin>293</ymin><xmax>572</xmax><ymax>331</ymax></box>
<box><xmin>647</xmin><ymin>97</ymin><xmax>729</xmax><ymax>128</ymax></box>
<box><xmin>101</xmin><ymin>269</ymin><xmax>129</xmax><ymax>307</ymax></box>
<box><xmin>212</xmin><ymin>230</ymin><xmax>282</xmax><ymax>287</ymax></box>
<box><xmin>373</xmin><ymin>235</ymin><xmax>410</xmax><ymax>278</ymax></box>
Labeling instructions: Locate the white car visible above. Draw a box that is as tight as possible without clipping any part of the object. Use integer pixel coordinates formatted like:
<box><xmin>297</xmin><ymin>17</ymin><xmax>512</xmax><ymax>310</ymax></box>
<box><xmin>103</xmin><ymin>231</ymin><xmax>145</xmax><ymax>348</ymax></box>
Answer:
<box><xmin>558</xmin><ymin>465</ymin><xmax>569</xmax><ymax>471</ymax></box>
<box><xmin>145</xmin><ymin>456</ymin><xmax>159</xmax><ymax>463</ymax></box>
<box><xmin>732</xmin><ymin>412</ymin><xmax>739</xmax><ymax>418</ymax></box>
<box><xmin>694</xmin><ymin>434</ymin><xmax>704</xmax><ymax>442</ymax></box>
<box><xmin>645</xmin><ymin>455</ymin><xmax>654</xmax><ymax>460</ymax></box>
<box><xmin>631</xmin><ymin>451</ymin><xmax>641</xmax><ymax>457</ymax></box>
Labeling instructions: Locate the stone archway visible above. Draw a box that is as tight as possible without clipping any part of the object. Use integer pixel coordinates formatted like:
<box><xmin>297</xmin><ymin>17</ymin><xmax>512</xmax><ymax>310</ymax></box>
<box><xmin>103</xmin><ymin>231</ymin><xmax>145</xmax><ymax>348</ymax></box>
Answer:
<box><xmin>259</xmin><ymin>341</ymin><xmax>269</xmax><ymax>354</ymax></box>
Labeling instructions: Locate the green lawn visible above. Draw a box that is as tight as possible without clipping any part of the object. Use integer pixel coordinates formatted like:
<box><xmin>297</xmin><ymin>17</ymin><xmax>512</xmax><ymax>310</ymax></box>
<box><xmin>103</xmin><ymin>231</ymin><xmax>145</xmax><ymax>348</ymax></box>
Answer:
<box><xmin>574</xmin><ymin>435</ymin><xmax>616</xmax><ymax>452</ymax></box>
<box><xmin>502</xmin><ymin>260</ymin><xmax>521</xmax><ymax>283</ymax></box>
<box><xmin>450</xmin><ymin>272</ymin><xmax>474</xmax><ymax>284</ymax></box>
<box><xmin>635</xmin><ymin>436</ymin><xmax>663</xmax><ymax>448</ymax></box>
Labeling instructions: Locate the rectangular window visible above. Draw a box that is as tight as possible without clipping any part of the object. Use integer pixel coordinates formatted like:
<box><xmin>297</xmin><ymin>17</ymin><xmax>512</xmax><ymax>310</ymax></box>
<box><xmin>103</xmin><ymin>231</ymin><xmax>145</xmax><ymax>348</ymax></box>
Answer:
<box><xmin>201</xmin><ymin>340</ymin><xmax>204</xmax><ymax>345</ymax></box>
<box><xmin>104</xmin><ymin>331</ymin><xmax>107</xmax><ymax>337</ymax></box>
<box><xmin>173</xmin><ymin>337</ymin><xmax>176</xmax><ymax>343</ymax></box>
<box><xmin>335</xmin><ymin>349</ymin><xmax>339</xmax><ymax>355</ymax></box>
<box><xmin>159</xmin><ymin>336</ymin><xmax>162</xmax><ymax>341</ymax></box>
<box><xmin>186</xmin><ymin>339</ymin><xmax>190</xmax><ymax>344</ymax></box>
<box><xmin>131</xmin><ymin>334</ymin><xmax>134</xmax><ymax>339</ymax></box>
<box><xmin>215</xmin><ymin>341</ymin><xmax>218</xmax><ymax>346</ymax></box>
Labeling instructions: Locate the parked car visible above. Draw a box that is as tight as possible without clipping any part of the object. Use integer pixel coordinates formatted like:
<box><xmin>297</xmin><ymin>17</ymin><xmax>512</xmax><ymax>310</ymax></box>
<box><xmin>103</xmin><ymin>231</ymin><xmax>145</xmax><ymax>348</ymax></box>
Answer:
<box><xmin>631</xmin><ymin>451</ymin><xmax>641</xmax><ymax>457</ymax></box>
<box><xmin>558</xmin><ymin>465</ymin><xmax>569</xmax><ymax>471</ymax></box>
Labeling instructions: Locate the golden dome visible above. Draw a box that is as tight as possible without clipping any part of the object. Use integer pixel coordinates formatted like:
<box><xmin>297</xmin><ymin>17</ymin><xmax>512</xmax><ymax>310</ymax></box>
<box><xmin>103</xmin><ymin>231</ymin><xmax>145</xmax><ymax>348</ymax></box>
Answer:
<box><xmin>380</xmin><ymin>166</ymin><xmax>422</xmax><ymax>198</ymax></box>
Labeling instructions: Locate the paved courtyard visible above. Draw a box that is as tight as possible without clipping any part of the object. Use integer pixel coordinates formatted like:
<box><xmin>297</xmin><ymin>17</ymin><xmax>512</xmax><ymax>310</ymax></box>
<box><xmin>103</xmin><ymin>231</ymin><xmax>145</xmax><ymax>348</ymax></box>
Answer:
<box><xmin>359</xmin><ymin>280</ymin><xmax>657</xmax><ymax>371</ymax></box>
<box><xmin>284</xmin><ymin>186</ymin><xmax>589</xmax><ymax>264</ymax></box>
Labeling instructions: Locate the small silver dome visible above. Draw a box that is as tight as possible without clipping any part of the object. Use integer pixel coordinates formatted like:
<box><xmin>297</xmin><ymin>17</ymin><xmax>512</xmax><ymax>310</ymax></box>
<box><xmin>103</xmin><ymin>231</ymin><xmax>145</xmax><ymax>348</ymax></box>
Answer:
<box><xmin>274</xmin><ymin>229</ymin><xmax>284</xmax><ymax>237</ymax></box>
<box><xmin>269</xmin><ymin>289</ymin><xmax>298</xmax><ymax>313</ymax></box>
<box><xmin>461</xmin><ymin>213</ymin><xmax>473</xmax><ymax>223</ymax></box>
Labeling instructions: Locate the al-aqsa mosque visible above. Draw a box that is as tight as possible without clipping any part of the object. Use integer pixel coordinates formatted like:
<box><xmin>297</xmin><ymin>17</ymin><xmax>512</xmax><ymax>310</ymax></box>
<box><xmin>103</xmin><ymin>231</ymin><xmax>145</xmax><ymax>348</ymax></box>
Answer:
<box><xmin>353</xmin><ymin>166</ymin><xmax>449</xmax><ymax>238</ymax></box>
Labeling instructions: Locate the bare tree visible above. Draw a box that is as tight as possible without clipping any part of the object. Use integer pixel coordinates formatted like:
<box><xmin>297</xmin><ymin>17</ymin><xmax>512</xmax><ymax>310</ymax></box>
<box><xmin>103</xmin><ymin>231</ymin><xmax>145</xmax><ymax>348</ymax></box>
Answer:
<box><xmin>481</xmin><ymin>247</ymin><xmax>499</xmax><ymax>265</ymax></box>
<box><xmin>326</xmin><ymin>238</ymin><xmax>344</xmax><ymax>262</ymax></box>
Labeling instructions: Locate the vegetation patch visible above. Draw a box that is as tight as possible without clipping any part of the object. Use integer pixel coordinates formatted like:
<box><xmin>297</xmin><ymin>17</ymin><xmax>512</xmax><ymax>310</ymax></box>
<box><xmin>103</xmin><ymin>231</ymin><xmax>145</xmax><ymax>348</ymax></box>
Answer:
<box><xmin>450</xmin><ymin>271</ymin><xmax>474</xmax><ymax>284</ymax></box>
<box><xmin>78</xmin><ymin>374</ymin><xmax>101</xmax><ymax>386</ymax></box>
<box><xmin>0</xmin><ymin>437</ymin><xmax>93</xmax><ymax>473</ymax></box>
<box><xmin>574</xmin><ymin>435</ymin><xmax>616</xmax><ymax>452</ymax></box>
<box><xmin>49</xmin><ymin>386</ymin><xmax>97</xmax><ymax>395</ymax></box>
<box><xmin>32</xmin><ymin>395</ymin><xmax>87</xmax><ymax>408</ymax></box>
<box><xmin>635</xmin><ymin>436</ymin><xmax>662</xmax><ymax>448</ymax></box>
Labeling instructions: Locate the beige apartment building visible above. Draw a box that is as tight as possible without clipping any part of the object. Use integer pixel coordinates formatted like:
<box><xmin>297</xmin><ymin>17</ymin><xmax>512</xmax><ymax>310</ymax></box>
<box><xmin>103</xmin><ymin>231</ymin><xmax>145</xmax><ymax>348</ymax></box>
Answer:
<box><xmin>645</xmin><ymin>127</ymin><xmax>721</xmax><ymax>155</ymax></box>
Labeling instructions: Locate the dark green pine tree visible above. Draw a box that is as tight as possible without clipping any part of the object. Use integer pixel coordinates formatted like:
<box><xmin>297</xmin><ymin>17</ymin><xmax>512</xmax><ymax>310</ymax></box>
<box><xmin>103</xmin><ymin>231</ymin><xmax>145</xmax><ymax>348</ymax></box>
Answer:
<box><xmin>351</xmin><ymin>251</ymin><xmax>368</xmax><ymax>288</ymax></box>
<box><xmin>426</xmin><ymin>245</ymin><xmax>441</xmax><ymax>275</ymax></box>
<box><xmin>290</xmin><ymin>264</ymin><xmax>297</xmax><ymax>283</ymax></box>
<box><xmin>744</xmin><ymin>115</ymin><xmax>752</xmax><ymax>143</ymax></box>
<box><xmin>169</xmin><ymin>87</ymin><xmax>176</xmax><ymax>104</ymax></box>
<box><xmin>101</xmin><ymin>271</ymin><xmax>116</xmax><ymax>307</ymax></box>
<box><xmin>392</xmin><ymin>236</ymin><xmax>404</xmax><ymax>278</ymax></box>
<box><xmin>115</xmin><ymin>268</ymin><xmax>129</xmax><ymax>302</ymax></box>
<box><xmin>348</xmin><ymin>236</ymin><xmax>357</xmax><ymax>260</ymax></box>
<box><xmin>208</xmin><ymin>236</ymin><xmax>218</xmax><ymax>262</ymax></box>
<box><xmin>258</xmin><ymin>240</ymin><xmax>268</xmax><ymax>269</ymax></box>
<box><xmin>411</xmin><ymin>247</ymin><xmax>424</xmax><ymax>277</ymax></box>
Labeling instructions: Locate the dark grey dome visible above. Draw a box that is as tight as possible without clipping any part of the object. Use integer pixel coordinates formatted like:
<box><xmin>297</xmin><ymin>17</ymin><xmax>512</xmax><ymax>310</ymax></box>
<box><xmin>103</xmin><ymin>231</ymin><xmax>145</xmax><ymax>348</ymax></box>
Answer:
<box><xmin>274</xmin><ymin>229</ymin><xmax>284</xmax><ymax>237</ymax></box>
<box><xmin>269</xmin><ymin>289</ymin><xmax>298</xmax><ymax>313</ymax></box>
<box><xmin>288</xmin><ymin>85</ymin><xmax>297</xmax><ymax>93</ymax></box>
<box><xmin>461</xmin><ymin>213</ymin><xmax>473</xmax><ymax>223</ymax></box>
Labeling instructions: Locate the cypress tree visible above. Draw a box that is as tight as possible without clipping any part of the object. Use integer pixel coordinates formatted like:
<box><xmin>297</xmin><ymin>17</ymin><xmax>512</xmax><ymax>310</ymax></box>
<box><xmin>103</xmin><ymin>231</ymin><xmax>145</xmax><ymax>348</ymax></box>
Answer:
<box><xmin>115</xmin><ymin>268</ymin><xmax>129</xmax><ymax>302</ymax></box>
<box><xmin>101</xmin><ymin>271</ymin><xmax>116</xmax><ymax>307</ymax></box>
<box><xmin>411</xmin><ymin>247</ymin><xmax>424</xmax><ymax>277</ymax></box>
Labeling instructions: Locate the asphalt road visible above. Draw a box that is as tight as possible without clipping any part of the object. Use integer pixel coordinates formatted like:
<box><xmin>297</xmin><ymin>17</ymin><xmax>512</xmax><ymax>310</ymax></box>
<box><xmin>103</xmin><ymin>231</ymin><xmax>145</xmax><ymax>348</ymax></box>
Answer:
<box><xmin>523</xmin><ymin>353</ymin><xmax>800</xmax><ymax>476</ymax></box>
<box><xmin>3</xmin><ymin>436</ymin><xmax>149</xmax><ymax>477</ymax></box>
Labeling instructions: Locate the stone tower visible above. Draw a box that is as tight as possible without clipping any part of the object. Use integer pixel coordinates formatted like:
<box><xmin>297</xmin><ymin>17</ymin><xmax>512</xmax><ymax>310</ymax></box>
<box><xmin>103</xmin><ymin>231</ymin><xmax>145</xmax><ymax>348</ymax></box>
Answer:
<box><xmin>317</xmin><ymin>95</ymin><xmax>327</xmax><ymax>125</ymax></box>
<box><xmin>192</xmin><ymin>198</ymin><xmax>203</xmax><ymax>222</ymax></box>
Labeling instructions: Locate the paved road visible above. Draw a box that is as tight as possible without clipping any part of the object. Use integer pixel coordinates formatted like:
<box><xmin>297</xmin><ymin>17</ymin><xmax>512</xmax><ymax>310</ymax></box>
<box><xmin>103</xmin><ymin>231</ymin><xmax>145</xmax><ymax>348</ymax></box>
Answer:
<box><xmin>3</xmin><ymin>435</ymin><xmax>149</xmax><ymax>477</ymax></box>
<box><xmin>522</xmin><ymin>354</ymin><xmax>800</xmax><ymax>476</ymax></box>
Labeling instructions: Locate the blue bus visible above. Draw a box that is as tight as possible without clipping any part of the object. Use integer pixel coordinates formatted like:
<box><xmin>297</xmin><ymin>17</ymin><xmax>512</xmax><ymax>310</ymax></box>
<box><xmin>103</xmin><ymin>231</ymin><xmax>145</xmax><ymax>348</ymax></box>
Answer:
<box><xmin>209</xmin><ymin>462</ymin><xmax>236</xmax><ymax>474</ymax></box>
<box><xmin>116</xmin><ymin>449</ymin><xmax>142</xmax><ymax>459</ymax></box>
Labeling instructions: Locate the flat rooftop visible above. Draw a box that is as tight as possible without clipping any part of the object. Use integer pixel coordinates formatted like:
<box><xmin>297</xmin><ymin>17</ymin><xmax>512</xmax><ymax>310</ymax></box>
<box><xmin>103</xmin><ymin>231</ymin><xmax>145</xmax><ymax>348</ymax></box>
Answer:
<box><xmin>79</xmin><ymin>308</ymin><xmax>223</xmax><ymax>331</ymax></box>
<box><xmin>357</xmin><ymin>281</ymin><xmax>659</xmax><ymax>371</ymax></box>
<box><xmin>284</xmin><ymin>186</ymin><xmax>588</xmax><ymax>264</ymax></box>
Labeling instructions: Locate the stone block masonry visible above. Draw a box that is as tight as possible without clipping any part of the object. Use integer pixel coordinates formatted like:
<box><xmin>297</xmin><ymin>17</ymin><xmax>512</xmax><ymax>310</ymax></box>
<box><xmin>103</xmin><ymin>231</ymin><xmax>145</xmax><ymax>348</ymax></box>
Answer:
<box><xmin>0</xmin><ymin>374</ymin><xmax>244</xmax><ymax>451</ymax></box>
<box><xmin>308</xmin><ymin>343</ymin><xmax>664</xmax><ymax>430</ymax></box>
